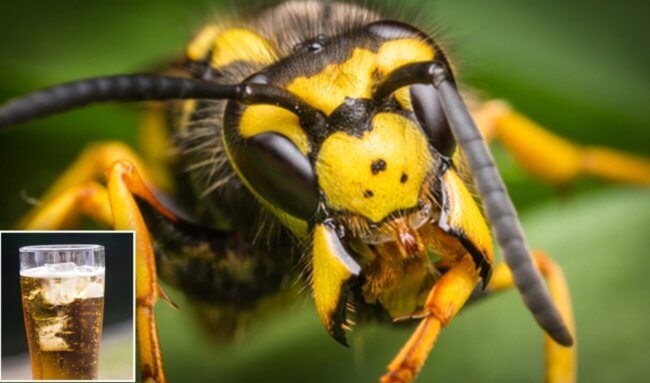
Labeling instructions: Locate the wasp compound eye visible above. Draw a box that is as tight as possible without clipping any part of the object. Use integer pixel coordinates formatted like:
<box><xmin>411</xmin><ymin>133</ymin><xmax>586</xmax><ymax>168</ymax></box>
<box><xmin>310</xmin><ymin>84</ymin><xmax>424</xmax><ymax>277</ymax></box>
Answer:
<box><xmin>231</xmin><ymin>132</ymin><xmax>319</xmax><ymax>220</ymax></box>
<box><xmin>410</xmin><ymin>83</ymin><xmax>455</xmax><ymax>156</ymax></box>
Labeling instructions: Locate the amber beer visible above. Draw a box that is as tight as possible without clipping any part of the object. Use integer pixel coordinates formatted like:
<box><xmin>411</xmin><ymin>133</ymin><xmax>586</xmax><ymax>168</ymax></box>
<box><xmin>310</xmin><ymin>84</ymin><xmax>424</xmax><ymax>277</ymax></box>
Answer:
<box><xmin>20</xmin><ymin>245</ymin><xmax>105</xmax><ymax>380</ymax></box>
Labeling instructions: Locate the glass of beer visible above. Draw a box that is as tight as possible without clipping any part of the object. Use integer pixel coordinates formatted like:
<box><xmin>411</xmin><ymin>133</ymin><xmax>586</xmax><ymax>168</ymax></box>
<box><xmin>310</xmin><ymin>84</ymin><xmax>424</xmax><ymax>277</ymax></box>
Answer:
<box><xmin>19</xmin><ymin>244</ymin><xmax>105</xmax><ymax>380</ymax></box>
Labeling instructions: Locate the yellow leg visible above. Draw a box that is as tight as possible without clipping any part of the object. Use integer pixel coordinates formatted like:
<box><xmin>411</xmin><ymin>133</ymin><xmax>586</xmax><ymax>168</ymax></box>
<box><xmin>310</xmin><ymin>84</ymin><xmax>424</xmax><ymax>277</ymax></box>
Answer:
<box><xmin>19</xmin><ymin>141</ymin><xmax>155</xmax><ymax>227</ymax></box>
<box><xmin>488</xmin><ymin>250</ymin><xmax>576</xmax><ymax>383</ymax></box>
<box><xmin>473</xmin><ymin>100</ymin><xmax>650</xmax><ymax>185</ymax></box>
<box><xmin>22</xmin><ymin>181</ymin><xmax>113</xmax><ymax>229</ymax></box>
<box><xmin>18</xmin><ymin>153</ymin><xmax>173</xmax><ymax>383</ymax></box>
<box><xmin>381</xmin><ymin>255</ymin><xmax>479</xmax><ymax>383</ymax></box>
<box><xmin>107</xmin><ymin>160</ymin><xmax>174</xmax><ymax>383</ymax></box>
<box><xmin>381</xmin><ymin>249</ymin><xmax>575</xmax><ymax>383</ymax></box>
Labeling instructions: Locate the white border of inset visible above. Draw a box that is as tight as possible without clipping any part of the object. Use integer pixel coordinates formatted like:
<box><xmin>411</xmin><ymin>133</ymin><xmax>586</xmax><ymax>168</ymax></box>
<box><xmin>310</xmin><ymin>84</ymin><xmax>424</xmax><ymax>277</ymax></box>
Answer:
<box><xmin>0</xmin><ymin>230</ymin><xmax>136</xmax><ymax>383</ymax></box>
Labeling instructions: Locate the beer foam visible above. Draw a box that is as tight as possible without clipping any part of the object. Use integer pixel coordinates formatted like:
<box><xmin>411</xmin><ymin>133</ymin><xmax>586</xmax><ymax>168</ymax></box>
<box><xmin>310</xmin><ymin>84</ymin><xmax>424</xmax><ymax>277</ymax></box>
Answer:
<box><xmin>21</xmin><ymin>265</ymin><xmax>105</xmax><ymax>305</ymax></box>
<box><xmin>20</xmin><ymin>264</ymin><xmax>104</xmax><ymax>278</ymax></box>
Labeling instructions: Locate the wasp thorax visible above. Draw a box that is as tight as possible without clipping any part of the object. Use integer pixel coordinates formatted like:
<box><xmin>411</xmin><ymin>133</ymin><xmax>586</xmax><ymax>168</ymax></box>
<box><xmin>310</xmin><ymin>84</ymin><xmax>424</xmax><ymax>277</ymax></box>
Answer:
<box><xmin>315</xmin><ymin>112</ymin><xmax>435</xmax><ymax>222</ymax></box>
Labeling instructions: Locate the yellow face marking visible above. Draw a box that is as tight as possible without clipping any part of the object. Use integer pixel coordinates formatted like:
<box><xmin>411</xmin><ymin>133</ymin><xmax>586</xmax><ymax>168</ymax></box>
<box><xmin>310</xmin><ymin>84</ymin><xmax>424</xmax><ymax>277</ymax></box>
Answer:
<box><xmin>316</xmin><ymin>113</ymin><xmax>434</xmax><ymax>222</ymax></box>
<box><xmin>211</xmin><ymin>28</ymin><xmax>276</xmax><ymax>68</ymax></box>
<box><xmin>440</xmin><ymin>169</ymin><xmax>494</xmax><ymax>261</ymax></box>
<box><xmin>377</xmin><ymin>38</ymin><xmax>434</xmax><ymax>112</ymax></box>
<box><xmin>186</xmin><ymin>25</ymin><xmax>221</xmax><ymax>61</ymax></box>
<box><xmin>394</xmin><ymin>87</ymin><xmax>412</xmax><ymax>111</ymax></box>
<box><xmin>287</xmin><ymin>48</ymin><xmax>376</xmax><ymax>115</ymax></box>
<box><xmin>286</xmin><ymin>38</ymin><xmax>433</xmax><ymax>116</ymax></box>
<box><xmin>239</xmin><ymin>105</ymin><xmax>311</xmax><ymax>154</ymax></box>
<box><xmin>376</xmin><ymin>38</ymin><xmax>435</xmax><ymax>75</ymax></box>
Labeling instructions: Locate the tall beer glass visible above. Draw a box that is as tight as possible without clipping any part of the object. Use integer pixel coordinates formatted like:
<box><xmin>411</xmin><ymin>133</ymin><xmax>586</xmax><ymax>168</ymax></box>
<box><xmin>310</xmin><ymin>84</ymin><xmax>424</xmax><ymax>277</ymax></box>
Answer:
<box><xmin>20</xmin><ymin>244</ymin><xmax>105</xmax><ymax>380</ymax></box>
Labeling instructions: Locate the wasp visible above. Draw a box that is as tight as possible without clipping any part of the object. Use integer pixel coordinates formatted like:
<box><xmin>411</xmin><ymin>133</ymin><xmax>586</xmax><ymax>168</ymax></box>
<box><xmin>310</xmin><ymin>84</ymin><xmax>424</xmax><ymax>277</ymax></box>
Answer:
<box><xmin>1</xmin><ymin>1</ymin><xmax>649</xmax><ymax>382</ymax></box>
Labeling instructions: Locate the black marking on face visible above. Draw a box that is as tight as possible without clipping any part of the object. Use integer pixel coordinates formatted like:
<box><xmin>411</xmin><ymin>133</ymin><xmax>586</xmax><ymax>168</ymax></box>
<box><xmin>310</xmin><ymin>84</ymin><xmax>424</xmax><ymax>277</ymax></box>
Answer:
<box><xmin>371</xmin><ymin>159</ymin><xmax>387</xmax><ymax>174</ymax></box>
<box><xmin>363</xmin><ymin>190</ymin><xmax>374</xmax><ymax>198</ymax></box>
<box><xmin>325</xmin><ymin>98</ymin><xmax>374</xmax><ymax>139</ymax></box>
<box><xmin>400</xmin><ymin>173</ymin><xmax>408</xmax><ymax>183</ymax></box>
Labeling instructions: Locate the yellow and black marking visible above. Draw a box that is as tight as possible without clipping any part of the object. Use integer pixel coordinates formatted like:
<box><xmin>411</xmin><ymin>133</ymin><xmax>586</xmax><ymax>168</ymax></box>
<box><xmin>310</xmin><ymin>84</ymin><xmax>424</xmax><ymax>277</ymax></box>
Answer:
<box><xmin>311</xmin><ymin>221</ymin><xmax>361</xmax><ymax>345</ymax></box>
<box><xmin>206</xmin><ymin>21</ymin><xmax>446</xmax><ymax>228</ymax></box>
<box><xmin>437</xmin><ymin>159</ymin><xmax>494</xmax><ymax>282</ymax></box>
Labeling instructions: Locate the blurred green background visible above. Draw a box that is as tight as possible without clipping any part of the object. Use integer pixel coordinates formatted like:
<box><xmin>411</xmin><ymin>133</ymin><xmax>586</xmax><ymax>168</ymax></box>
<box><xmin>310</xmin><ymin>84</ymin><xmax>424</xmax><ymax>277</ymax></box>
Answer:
<box><xmin>0</xmin><ymin>0</ymin><xmax>649</xmax><ymax>382</ymax></box>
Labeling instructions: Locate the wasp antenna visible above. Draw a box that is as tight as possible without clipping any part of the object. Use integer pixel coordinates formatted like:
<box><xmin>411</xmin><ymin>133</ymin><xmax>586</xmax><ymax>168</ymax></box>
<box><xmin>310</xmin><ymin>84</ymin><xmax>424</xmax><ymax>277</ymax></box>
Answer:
<box><xmin>431</xmin><ymin>63</ymin><xmax>574</xmax><ymax>347</ymax></box>
<box><xmin>373</xmin><ymin>62</ymin><xmax>436</xmax><ymax>101</ymax></box>
<box><xmin>0</xmin><ymin>75</ymin><xmax>233</xmax><ymax>128</ymax></box>
<box><xmin>0</xmin><ymin>74</ymin><xmax>324</xmax><ymax>130</ymax></box>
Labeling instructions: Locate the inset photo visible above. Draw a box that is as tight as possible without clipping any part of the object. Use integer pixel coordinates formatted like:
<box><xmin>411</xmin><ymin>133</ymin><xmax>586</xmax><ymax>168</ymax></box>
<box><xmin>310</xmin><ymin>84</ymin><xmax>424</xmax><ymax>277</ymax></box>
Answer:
<box><xmin>1</xmin><ymin>231</ymin><xmax>135</xmax><ymax>382</ymax></box>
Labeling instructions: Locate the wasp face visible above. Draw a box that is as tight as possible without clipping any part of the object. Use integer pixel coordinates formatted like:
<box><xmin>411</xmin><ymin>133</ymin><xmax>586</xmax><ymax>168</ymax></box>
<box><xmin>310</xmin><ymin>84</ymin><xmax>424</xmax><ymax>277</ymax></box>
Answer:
<box><xmin>314</xmin><ymin>100</ymin><xmax>439</xmax><ymax>260</ymax></box>
<box><xmin>316</xmin><ymin>110</ymin><xmax>435</xmax><ymax>222</ymax></box>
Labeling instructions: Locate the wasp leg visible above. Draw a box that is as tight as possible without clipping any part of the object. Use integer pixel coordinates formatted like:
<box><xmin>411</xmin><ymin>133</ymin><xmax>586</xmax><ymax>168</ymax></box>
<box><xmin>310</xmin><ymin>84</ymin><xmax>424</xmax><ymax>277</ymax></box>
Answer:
<box><xmin>482</xmin><ymin>250</ymin><xmax>576</xmax><ymax>383</ymax></box>
<box><xmin>381</xmin><ymin>255</ymin><xmax>479</xmax><ymax>383</ymax></box>
<box><xmin>18</xmin><ymin>158</ymin><xmax>173</xmax><ymax>383</ymax></box>
<box><xmin>18</xmin><ymin>141</ymin><xmax>156</xmax><ymax>227</ymax></box>
<box><xmin>107</xmin><ymin>160</ymin><xmax>172</xmax><ymax>383</ymax></box>
<box><xmin>21</xmin><ymin>181</ymin><xmax>113</xmax><ymax>229</ymax></box>
<box><xmin>473</xmin><ymin>100</ymin><xmax>650</xmax><ymax>185</ymax></box>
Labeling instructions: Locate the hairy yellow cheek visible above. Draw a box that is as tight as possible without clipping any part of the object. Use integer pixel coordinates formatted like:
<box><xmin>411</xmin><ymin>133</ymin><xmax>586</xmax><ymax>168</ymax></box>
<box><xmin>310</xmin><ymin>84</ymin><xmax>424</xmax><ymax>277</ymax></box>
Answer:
<box><xmin>186</xmin><ymin>25</ymin><xmax>221</xmax><ymax>61</ymax></box>
<box><xmin>211</xmin><ymin>28</ymin><xmax>277</xmax><ymax>68</ymax></box>
<box><xmin>316</xmin><ymin>113</ymin><xmax>434</xmax><ymax>222</ymax></box>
